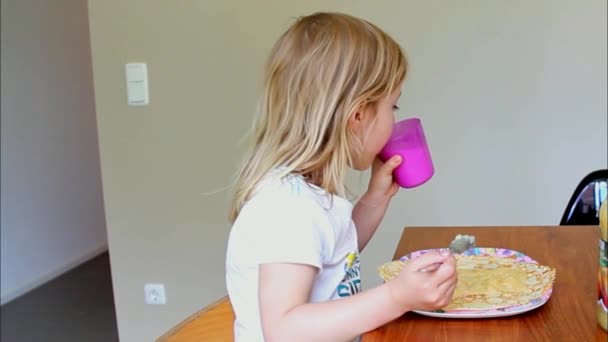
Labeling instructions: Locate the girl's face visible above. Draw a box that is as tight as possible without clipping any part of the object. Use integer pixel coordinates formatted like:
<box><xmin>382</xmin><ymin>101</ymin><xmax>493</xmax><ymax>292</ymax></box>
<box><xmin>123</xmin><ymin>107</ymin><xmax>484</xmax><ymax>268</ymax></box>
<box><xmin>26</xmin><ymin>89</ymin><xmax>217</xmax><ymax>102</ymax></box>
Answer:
<box><xmin>348</xmin><ymin>86</ymin><xmax>402</xmax><ymax>171</ymax></box>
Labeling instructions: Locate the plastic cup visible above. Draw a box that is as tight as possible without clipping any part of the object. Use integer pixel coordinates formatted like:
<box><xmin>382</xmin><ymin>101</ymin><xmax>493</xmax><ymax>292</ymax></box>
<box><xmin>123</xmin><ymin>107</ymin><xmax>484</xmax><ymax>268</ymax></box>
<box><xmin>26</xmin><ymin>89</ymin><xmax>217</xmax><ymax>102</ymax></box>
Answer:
<box><xmin>378</xmin><ymin>117</ymin><xmax>435</xmax><ymax>188</ymax></box>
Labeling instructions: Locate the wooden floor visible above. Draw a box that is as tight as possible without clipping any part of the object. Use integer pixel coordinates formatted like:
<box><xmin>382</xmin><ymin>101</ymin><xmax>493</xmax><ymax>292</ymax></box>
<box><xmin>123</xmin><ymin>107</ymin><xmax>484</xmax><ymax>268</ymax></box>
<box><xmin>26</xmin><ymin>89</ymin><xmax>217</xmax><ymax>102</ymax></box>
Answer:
<box><xmin>1</xmin><ymin>252</ymin><xmax>119</xmax><ymax>342</ymax></box>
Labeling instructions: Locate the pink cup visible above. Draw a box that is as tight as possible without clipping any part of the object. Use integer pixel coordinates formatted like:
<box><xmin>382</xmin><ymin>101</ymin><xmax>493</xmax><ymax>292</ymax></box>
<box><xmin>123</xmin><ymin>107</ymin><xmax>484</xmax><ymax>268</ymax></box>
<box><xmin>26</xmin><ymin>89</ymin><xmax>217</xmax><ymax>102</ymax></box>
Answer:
<box><xmin>379</xmin><ymin>117</ymin><xmax>435</xmax><ymax>188</ymax></box>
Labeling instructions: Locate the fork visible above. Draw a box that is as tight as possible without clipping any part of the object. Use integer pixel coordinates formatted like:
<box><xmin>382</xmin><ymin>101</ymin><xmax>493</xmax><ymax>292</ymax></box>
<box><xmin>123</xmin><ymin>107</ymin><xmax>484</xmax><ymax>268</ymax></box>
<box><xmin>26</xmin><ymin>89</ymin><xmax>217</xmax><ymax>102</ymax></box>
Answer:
<box><xmin>419</xmin><ymin>234</ymin><xmax>476</xmax><ymax>272</ymax></box>
<box><xmin>449</xmin><ymin>234</ymin><xmax>476</xmax><ymax>254</ymax></box>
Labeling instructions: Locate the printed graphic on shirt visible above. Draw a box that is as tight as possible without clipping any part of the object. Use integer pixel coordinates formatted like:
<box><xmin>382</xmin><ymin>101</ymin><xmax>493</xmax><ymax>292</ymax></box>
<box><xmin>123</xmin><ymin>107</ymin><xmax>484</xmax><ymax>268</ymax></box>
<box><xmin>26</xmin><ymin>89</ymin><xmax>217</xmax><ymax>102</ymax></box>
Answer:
<box><xmin>337</xmin><ymin>252</ymin><xmax>361</xmax><ymax>297</ymax></box>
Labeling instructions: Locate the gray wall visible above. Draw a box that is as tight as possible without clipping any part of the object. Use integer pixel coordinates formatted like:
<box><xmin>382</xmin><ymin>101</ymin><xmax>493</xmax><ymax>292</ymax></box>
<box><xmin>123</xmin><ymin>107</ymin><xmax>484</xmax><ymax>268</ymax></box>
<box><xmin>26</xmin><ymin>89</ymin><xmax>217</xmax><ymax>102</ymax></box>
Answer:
<box><xmin>88</xmin><ymin>0</ymin><xmax>607</xmax><ymax>341</ymax></box>
<box><xmin>1</xmin><ymin>0</ymin><xmax>107</xmax><ymax>304</ymax></box>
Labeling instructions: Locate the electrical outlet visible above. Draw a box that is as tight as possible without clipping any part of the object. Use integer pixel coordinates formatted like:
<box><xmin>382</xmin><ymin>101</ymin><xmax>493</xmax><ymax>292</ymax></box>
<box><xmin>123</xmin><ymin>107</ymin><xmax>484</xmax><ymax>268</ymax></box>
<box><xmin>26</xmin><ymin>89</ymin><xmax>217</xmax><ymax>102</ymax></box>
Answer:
<box><xmin>144</xmin><ymin>283</ymin><xmax>166</xmax><ymax>305</ymax></box>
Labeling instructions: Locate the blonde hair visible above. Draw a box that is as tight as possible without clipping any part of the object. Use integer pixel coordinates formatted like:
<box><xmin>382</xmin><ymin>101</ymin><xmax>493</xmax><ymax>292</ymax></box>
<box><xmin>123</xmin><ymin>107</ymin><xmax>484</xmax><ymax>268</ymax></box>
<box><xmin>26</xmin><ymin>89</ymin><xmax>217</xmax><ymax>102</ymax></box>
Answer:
<box><xmin>229</xmin><ymin>12</ymin><xmax>407</xmax><ymax>222</ymax></box>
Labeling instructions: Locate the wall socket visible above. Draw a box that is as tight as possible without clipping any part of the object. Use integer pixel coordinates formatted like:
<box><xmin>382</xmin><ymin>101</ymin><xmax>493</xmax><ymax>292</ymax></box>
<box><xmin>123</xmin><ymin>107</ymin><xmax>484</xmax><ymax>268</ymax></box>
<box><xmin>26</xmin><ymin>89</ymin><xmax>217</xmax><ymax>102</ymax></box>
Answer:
<box><xmin>144</xmin><ymin>283</ymin><xmax>166</xmax><ymax>305</ymax></box>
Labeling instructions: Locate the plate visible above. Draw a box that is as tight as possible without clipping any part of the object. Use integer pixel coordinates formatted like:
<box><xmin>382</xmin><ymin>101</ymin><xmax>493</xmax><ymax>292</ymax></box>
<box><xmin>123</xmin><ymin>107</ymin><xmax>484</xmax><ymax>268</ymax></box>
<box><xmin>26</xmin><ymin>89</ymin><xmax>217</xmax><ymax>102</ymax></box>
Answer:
<box><xmin>401</xmin><ymin>247</ymin><xmax>555</xmax><ymax>319</ymax></box>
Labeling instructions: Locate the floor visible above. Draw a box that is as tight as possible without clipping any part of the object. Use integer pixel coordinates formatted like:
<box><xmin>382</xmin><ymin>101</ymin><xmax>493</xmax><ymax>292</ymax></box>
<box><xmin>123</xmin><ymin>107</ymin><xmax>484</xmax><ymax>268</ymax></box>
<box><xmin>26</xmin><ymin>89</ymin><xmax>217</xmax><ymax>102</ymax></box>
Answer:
<box><xmin>1</xmin><ymin>252</ymin><xmax>119</xmax><ymax>342</ymax></box>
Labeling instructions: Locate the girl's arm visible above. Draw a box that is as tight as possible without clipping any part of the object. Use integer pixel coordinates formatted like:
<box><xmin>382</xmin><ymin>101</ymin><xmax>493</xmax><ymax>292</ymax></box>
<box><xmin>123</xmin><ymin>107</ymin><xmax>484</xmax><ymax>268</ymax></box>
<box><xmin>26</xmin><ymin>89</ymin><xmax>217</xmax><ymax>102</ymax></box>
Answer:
<box><xmin>259</xmin><ymin>263</ymin><xmax>402</xmax><ymax>342</ymax></box>
<box><xmin>352</xmin><ymin>193</ymin><xmax>391</xmax><ymax>251</ymax></box>
<box><xmin>259</xmin><ymin>251</ymin><xmax>456</xmax><ymax>342</ymax></box>
<box><xmin>352</xmin><ymin>156</ymin><xmax>402</xmax><ymax>251</ymax></box>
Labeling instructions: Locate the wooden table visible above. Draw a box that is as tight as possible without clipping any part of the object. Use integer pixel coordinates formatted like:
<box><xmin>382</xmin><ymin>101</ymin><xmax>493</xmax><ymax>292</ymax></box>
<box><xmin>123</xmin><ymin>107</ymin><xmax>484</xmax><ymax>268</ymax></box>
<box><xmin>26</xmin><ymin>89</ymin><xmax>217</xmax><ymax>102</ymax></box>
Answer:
<box><xmin>361</xmin><ymin>226</ymin><xmax>608</xmax><ymax>342</ymax></box>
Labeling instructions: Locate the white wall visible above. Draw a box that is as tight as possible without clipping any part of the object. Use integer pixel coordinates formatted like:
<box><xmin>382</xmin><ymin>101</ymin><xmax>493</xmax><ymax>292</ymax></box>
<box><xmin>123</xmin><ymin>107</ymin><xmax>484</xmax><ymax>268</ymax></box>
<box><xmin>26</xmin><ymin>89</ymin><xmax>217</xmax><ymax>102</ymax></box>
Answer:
<box><xmin>1</xmin><ymin>0</ymin><xmax>107</xmax><ymax>304</ymax></box>
<box><xmin>88</xmin><ymin>1</ymin><xmax>606</xmax><ymax>341</ymax></box>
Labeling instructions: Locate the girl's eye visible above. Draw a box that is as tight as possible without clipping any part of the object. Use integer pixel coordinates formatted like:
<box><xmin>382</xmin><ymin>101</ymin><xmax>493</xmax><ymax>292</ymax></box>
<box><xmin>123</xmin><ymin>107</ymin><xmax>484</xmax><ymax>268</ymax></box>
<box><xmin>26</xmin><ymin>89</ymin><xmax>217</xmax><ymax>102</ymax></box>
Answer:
<box><xmin>393</xmin><ymin>105</ymin><xmax>400</xmax><ymax>111</ymax></box>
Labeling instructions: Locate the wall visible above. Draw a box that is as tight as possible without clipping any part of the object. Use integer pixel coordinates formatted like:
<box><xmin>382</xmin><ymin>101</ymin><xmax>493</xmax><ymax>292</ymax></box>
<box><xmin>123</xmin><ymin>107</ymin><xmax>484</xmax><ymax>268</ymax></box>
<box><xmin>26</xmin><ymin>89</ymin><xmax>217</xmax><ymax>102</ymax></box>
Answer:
<box><xmin>87</xmin><ymin>1</ymin><xmax>606</xmax><ymax>340</ymax></box>
<box><xmin>1</xmin><ymin>0</ymin><xmax>107</xmax><ymax>304</ymax></box>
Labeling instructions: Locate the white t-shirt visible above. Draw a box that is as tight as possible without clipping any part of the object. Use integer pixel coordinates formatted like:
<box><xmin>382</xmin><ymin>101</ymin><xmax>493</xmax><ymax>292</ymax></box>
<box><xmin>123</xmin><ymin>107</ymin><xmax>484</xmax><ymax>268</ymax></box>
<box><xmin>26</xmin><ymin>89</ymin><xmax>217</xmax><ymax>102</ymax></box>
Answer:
<box><xmin>225</xmin><ymin>171</ymin><xmax>361</xmax><ymax>342</ymax></box>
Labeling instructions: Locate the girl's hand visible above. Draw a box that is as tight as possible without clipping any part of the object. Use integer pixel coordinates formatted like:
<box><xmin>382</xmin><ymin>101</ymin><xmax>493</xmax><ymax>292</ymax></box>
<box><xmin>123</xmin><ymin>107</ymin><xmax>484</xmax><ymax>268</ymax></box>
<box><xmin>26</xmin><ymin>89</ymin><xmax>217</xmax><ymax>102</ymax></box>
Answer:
<box><xmin>387</xmin><ymin>250</ymin><xmax>458</xmax><ymax>312</ymax></box>
<box><xmin>366</xmin><ymin>155</ymin><xmax>402</xmax><ymax>204</ymax></box>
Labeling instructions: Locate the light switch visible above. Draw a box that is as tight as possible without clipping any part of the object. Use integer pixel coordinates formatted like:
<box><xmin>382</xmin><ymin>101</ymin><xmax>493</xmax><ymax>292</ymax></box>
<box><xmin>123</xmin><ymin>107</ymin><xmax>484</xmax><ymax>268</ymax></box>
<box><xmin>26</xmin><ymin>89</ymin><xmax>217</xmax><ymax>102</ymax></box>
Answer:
<box><xmin>125</xmin><ymin>63</ymin><xmax>149</xmax><ymax>106</ymax></box>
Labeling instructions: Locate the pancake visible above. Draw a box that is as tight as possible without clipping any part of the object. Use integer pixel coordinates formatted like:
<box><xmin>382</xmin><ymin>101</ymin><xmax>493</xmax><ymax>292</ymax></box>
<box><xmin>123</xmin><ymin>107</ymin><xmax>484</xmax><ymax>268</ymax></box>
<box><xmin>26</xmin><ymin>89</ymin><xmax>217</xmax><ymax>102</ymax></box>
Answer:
<box><xmin>378</xmin><ymin>254</ymin><xmax>556</xmax><ymax>311</ymax></box>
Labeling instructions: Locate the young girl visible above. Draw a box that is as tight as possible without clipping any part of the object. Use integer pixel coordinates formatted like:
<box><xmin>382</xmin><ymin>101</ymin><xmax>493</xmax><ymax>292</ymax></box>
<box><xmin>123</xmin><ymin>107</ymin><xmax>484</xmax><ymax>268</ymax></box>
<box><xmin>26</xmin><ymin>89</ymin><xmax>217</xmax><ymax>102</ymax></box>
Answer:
<box><xmin>226</xmin><ymin>12</ymin><xmax>457</xmax><ymax>342</ymax></box>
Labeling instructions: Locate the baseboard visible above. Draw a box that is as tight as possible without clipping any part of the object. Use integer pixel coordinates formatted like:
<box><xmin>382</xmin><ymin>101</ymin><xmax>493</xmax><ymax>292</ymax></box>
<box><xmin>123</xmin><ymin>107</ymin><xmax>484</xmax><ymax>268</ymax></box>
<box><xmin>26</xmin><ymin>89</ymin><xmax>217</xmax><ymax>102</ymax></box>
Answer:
<box><xmin>0</xmin><ymin>242</ymin><xmax>109</xmax><ymax>305</ymax></box>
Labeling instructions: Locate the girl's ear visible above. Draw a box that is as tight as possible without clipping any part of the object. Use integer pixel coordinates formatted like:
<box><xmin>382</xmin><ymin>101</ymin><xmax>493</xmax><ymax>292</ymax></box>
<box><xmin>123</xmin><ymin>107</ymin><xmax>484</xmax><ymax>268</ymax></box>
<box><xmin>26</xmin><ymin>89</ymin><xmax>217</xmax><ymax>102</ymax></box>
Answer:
<box><xmin>347</xmin><ymin>103</ymin><xmax>366</xmax><ymax>134</ymax></box>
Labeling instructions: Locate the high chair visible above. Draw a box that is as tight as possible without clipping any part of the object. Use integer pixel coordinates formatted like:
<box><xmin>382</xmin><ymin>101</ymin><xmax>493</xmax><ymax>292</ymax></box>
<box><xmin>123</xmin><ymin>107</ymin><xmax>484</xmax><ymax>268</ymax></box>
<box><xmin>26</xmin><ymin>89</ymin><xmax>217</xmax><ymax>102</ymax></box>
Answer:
<box><xmin>156</xmin><ymin>296</ymin><xmax>234</xmax><ymax>341</ymax></box>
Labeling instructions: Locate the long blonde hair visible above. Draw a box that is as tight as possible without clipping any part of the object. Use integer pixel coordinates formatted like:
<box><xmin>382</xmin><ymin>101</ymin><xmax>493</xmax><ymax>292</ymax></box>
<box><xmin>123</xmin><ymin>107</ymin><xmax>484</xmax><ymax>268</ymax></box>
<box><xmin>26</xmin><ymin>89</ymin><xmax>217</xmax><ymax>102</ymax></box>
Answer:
<box><xmin>229</xmin><ymin>12</ymin><xmax>407</xmax><ymax>222</ymax></box>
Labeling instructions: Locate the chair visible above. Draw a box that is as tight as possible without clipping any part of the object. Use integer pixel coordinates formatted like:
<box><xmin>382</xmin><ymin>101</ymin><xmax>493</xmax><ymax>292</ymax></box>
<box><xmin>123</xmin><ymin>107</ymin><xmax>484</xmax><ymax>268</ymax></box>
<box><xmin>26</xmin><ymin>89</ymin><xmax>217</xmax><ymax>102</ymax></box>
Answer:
<box><xmin>156</xmin><ymin>296</ymin><xmax>235</xmax><ymax>342</ymax></box>
<box><xmin>560</xmin><ymin>169</ymin><xmax>608</xmax><ymax>225</ymax></box>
